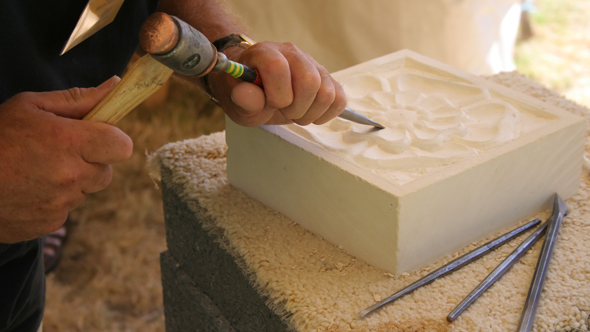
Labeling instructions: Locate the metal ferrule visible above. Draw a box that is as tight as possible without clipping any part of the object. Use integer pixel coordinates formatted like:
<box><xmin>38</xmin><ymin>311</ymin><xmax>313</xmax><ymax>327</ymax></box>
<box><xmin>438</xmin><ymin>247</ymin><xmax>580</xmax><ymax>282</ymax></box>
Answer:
<box><xmin>151</xmin><ymin>16</ymin><xmax>217</xmax><ymax>77</ymax></box>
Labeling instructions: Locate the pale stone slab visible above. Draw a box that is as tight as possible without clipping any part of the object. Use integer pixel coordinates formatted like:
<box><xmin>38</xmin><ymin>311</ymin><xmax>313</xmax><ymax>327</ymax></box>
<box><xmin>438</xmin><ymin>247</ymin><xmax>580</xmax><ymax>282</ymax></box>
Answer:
<box><xmin>225</xmin><ymin>50</ymin><xmax>585</xmax><ymax>274</ymax></box>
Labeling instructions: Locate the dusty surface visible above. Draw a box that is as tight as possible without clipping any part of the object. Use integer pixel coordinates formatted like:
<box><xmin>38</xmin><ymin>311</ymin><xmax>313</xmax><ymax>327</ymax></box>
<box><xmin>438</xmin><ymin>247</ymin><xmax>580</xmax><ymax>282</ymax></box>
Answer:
<box><xmin>43</xmin><ymin>0</ymin><xmax>589</xmax><ymax>330</ymax></box>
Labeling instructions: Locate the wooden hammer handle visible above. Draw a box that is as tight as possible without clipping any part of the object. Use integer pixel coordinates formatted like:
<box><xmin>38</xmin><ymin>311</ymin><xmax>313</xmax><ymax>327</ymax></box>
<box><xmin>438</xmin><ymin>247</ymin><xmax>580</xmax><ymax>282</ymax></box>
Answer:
<box><xmin>83</xmin><ymin>54</ymin><xmax>174</xmax><ymax>125</ymax></box>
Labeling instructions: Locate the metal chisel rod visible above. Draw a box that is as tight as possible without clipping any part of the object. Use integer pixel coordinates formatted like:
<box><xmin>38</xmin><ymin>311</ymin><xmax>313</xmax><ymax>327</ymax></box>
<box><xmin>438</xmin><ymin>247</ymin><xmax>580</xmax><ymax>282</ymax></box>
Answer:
<box><xmin>339</xmin><ymin>107</ymin><xmax>385</xmax><ymax>129</ymax></box>
<box><xmin>447</xmin><ymin>220</ymin><xmax>548</xmax><ymax>321</ymax></box>
<box><xmin>358</xmin><ymin>218</ymin><xmax>542</xmax><ymax>318</ymax></box>
<box><xmin>517</xmin><ymin>195</ymin><xmax>568</xmax><ymax>332</ymax></box>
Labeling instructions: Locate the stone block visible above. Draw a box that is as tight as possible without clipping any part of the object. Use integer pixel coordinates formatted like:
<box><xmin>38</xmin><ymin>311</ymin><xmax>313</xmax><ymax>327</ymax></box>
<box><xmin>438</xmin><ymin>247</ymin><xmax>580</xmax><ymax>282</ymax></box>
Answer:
<box><xmin>225</xmin><ymin>50</ymin><xmax>585</xmax><ymax>273</ymax></box>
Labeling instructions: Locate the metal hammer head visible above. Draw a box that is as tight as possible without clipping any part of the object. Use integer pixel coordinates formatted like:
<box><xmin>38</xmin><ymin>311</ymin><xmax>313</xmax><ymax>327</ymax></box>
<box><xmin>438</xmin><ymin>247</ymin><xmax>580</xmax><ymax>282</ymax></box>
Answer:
<box><xmin>139</xmin><ymin>12</ymin><xmax>217</xmax><ymax>77</ymax></box>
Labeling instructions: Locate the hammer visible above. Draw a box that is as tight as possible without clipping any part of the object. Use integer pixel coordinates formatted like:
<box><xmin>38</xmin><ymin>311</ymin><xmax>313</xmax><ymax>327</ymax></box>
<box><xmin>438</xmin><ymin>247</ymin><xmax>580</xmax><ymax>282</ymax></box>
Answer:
<box><xmin>84</xmin><ymin>13</ymin><xmax>384</xmax><ymax>129</ymax></box>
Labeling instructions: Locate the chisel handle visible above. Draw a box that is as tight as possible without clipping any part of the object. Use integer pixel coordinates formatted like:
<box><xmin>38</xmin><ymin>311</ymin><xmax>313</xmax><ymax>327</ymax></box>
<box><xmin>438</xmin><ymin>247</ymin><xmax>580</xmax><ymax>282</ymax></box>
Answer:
<box><xmin>214</xmin><ymin>54</ymin><xmax>262</xmax><ymax>86</ymax></box>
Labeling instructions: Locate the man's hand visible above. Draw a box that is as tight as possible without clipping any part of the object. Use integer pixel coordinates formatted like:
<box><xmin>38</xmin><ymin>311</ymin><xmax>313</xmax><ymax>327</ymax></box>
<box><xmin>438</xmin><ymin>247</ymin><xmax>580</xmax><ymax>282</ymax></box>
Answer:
<box><xmin>207</xmin><ymin>42</ymin><xmax>347</xmax><ymax>127</ymax></box>
<box><xmin>0</xmin><ymin>76</ymin><xmax>133</xmax><ymax>243</ymax></box>
<box><xmin>156</xmin><ymin>0</ymin><xmax>346</xmax><ymax>127</ymax></box>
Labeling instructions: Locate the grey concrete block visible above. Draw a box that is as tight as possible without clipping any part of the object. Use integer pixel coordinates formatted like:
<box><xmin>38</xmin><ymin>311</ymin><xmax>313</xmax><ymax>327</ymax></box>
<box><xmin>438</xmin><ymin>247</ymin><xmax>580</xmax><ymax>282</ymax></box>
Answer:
<box><xmin>161</xmin><ymin>167</ymin><xmax>290</xmax><ymax>332</ymax></box>
<box><xmin>161</xmin><ymin>251</ymin><xmax>236</xmax><ymax>332</ymax></box>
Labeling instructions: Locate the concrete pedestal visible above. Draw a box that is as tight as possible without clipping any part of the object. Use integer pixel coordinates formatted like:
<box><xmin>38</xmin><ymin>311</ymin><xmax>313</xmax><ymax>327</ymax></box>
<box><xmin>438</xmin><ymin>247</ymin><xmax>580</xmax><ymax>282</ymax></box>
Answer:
<box><xmin>153</xmin><ymin>71</ymin><xmax>590</xmax><ymax>331</ymax></box>
<box><xmin>160</xmin><ymin>171</ymin><xmax>289</xmax><ymax>331</ymax></box>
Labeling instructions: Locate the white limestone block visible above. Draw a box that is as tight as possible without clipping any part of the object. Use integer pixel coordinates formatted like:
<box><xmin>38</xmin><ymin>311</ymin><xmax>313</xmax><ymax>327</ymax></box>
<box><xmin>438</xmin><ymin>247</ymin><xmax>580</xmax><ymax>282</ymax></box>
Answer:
<box><xmin>225</xmin><ymin>50</ymin><xmax>586</xmax><ymax>274</ymax></box>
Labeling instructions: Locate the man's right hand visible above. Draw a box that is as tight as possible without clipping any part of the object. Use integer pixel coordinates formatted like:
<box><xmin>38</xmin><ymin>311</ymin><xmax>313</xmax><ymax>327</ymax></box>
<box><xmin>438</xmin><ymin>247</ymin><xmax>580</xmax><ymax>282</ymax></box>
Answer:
<box><xmin>0</xmin><ymin>76</ymin><xmax>133</xmax><ymax>243</ymax></box>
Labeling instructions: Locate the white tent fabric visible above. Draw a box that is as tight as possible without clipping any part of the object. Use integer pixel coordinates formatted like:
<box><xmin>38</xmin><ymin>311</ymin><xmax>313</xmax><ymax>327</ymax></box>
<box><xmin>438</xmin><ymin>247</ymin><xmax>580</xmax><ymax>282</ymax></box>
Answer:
<box><xmin>227</xmin><ymin>0</ymin><xmax>522</xmax><ymax>75</ymax></box>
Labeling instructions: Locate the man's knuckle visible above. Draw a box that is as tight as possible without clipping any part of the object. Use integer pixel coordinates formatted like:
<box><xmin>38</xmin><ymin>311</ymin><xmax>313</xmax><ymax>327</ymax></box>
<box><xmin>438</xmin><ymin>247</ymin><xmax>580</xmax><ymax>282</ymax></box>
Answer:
<box><xmin>65</xmin><ymin>87</ymin><xmax>84</xmax><ymax>102</ymax></box>
<box><xmin>96</xmin><ymin>166</ymin><xmax>113</xmax><ymax>190</ymax></box>
<box><xmin>293</xmin><ymin>118</ymin><xmax>313</xmax><ymax>126</ymax></box>
<box><xmin>279</xmin><ymin>103</ymin><xmax>309</xmax><ymax>119</ymax></box>
<box><xmin>56</xmin><ymin>127</ymin><xmax>75</xmax><ymax>144</ymax></box>
<box><xmin>300</xmin><ymin>72</ymin><xmax>322</xmax><ymax>91</ymax></box>
<box><xmin>51</xmin><ymin>191</ymin><xmax>85</xmax><ymax>211</ymax></box>
<box><xmin>45</xmin><ymin>216</ymin><xmax>67</xmax><ymax>234</ymax></box>
<box><xmin>281</xmin><ymin>42</ymin><xmax>298</xmax><ymax>52</ymax></box>
<box><xmin>263</xmin><ymin>57</ymin><xmax>288</xmax><ymax>73</ymax></box>
<box><xmin>316</xmin><ymin>85</ymin><xmax>336</xmax><ymax>105</ymax></box>
<box><xmin>55</xmin><ymin>168</ymin><xmax>82</xmax><ymax>187</ymax></box>
<box><xmin>46</xmin><ymin>195</ymin><xmax>68</xmax><ymax>213</ymax></box>
<box><xmin>14</xmin><ymin>91</ymin><xmax>35</xmax><ymax>102</ymax></box>
<box><xmin>268</xmin><ymin>97</ymin><xmax>292</xmax><ymax>111</ymax></box>
<box><xmin>335</xmin><ymin>94</ymin><xmax>347</xmax><ymax>111</ymax></box>
<box><xmin>96</xmin><ymin>126</ymin><xmax>133</xmax><ymax>161</ymax></box>
<box><xmin>118</xmin><ymin>134</ymin><xmax>134</xmax><ymax>160</ymax></box>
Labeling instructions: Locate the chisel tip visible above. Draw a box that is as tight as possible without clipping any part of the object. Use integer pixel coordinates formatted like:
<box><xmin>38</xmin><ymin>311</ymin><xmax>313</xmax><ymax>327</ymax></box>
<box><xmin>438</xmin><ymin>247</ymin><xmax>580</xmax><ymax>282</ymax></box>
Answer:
<box><xmin>357</xmin><ymin>308</ymin><xmax>371</xmax><ymax>318</ymax></box>
<box><xmin>339</xmin><ymin>107</ymin><xmax>385</xmax><ymax>129</ymax></box>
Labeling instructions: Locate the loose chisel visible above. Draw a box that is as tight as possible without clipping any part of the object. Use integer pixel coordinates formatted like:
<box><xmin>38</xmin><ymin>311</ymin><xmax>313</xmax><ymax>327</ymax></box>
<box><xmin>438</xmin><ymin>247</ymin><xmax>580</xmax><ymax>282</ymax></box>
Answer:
<box><xmin>358</xmin><ymin>218</ymin><xmax>542</xmax><ymax>317</ymax></box>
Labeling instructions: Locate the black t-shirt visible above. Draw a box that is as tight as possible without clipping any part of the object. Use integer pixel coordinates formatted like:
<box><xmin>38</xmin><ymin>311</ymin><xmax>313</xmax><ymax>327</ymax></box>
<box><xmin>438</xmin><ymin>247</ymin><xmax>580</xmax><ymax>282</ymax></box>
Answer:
<box><xmin>0</xmin><ymin>0</ymin><xmax>159</xmax><ymax>330</ymax></box>
<box><xmin>0</xmin><ymin>240</ymin><xmax>44</xmax><ymax>332</ymax></box>
<box><xmin>0</xmin><ymin>0</ymin><xmax>159</xmax><ymax>101</ymax></box>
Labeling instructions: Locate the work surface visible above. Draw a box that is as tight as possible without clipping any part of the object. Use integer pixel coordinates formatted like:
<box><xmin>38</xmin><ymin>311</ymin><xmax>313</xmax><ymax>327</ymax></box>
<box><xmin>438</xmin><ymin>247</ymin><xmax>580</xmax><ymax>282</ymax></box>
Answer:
<box><xmin>149</xmin><ymin>72</ymin><xmax>590</xmax><ymax>331</ymax></box>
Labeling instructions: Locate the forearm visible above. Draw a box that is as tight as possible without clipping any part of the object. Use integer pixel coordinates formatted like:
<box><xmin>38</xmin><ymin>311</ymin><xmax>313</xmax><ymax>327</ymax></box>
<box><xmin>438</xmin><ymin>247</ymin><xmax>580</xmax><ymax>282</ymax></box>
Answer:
<box><xmin>157</xmin><ymin>0</ymin><xmax>249</xmax><ymax>44</ymax></box>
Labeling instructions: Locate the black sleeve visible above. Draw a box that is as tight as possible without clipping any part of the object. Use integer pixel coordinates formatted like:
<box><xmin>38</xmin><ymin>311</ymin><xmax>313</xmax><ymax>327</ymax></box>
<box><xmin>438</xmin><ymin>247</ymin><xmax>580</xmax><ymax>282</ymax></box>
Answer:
<box><xmin>0</xmin><ymin>0</ymin><xmax>160</xmax><ymax>103</ymax></box>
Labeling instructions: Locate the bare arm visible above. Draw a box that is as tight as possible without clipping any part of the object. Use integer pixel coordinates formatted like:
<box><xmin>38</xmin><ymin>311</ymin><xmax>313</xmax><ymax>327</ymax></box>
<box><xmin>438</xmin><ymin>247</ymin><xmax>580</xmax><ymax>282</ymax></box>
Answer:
<box><xmin>157</xmin><ymin>0</ymin><xmax>247</xmax><ymax>42</ymax></box>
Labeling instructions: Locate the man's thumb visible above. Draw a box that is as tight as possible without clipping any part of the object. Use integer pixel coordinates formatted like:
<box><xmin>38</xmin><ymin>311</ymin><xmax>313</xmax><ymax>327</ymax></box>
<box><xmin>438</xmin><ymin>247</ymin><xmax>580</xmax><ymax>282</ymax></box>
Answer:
<box><xmin>34</xmin><ymin>76</ymin><xmax>121</xmax><ymax>119</ymax></box>
<box><xmin>231</xmin><ymin>82</ymin><xmax>267</xmax><ymax>115</ymax></box>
